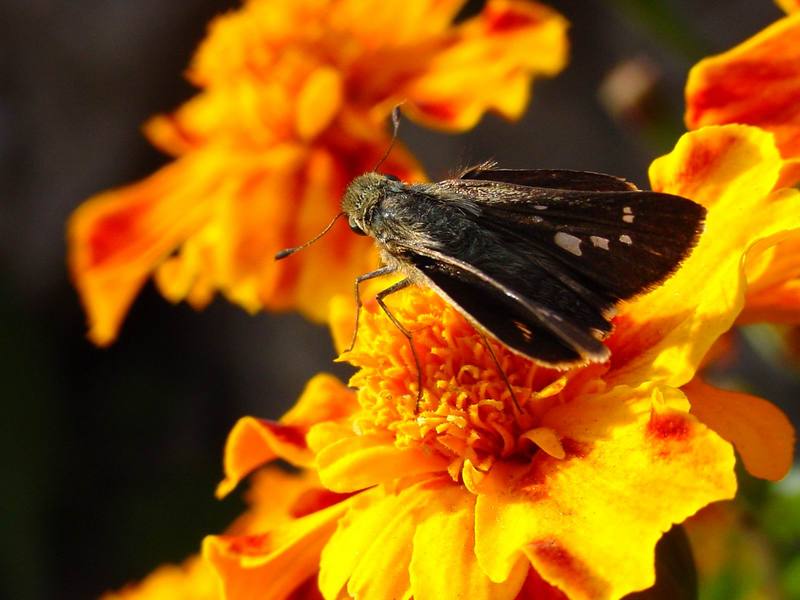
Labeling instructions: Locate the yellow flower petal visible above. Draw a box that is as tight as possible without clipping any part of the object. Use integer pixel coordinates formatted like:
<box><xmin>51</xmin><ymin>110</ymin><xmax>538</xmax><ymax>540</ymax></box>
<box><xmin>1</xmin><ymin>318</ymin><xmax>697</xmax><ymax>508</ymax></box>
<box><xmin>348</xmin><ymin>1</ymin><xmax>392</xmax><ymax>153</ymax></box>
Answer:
<box><xmin>101</xmin><ymin>556</ymin><xmax>219</xmax><ymax>600</ymax></box>
<box><xmin>320</xmin><ymin>478</ymin><xmax>526</xmax><ymax>600</ymax></box>
<box><xmin>649</xmin><ymin>125</ymin><xmax>781</xmax><ymax>205</ymax></box>
<box><xmin>281</xmin><ymin>372</ymin><xmax>360</xmax><ymax>424</ymax></box>
<box><xmin>474</xmin><ymin>386</ymin><xmax>736</xmax><ymax>600</ymax></box>
<box><xmin>683</xmin><ymin>378</ymin><xmax>795</xmax><ymax>481</ymax></box>
<box><xmin>319</xmin><ymin>484</ymin><xmax>420</xmax><ymax>600</ymax></box>
<box><xmin>741</xmin><ymin>233</ymin><xmax>800</xmax><ymax>324</ymax></box>
<box><xmin>217</xmin><ymin>416</ymin><xmax>313</xmax><ymax>499</ymax></box>
<box><xmin>686</xmin><ymin>13</ymin><xmax>800</xmax><ymax>159</ymax></box>
<box><xmin>296</xmin><ymin>67</ymin><xmax>343</xmax><ymax>141</ymax></box>
<box><xmin>607</xmin><ymin>125</ymin><xmax>800</xmax><ymax>387</ymax></box>
<box><xmin>520</xmin><ymin>427</ymin><xmax>565</xmax><ymax>459</ymax></box>
<box><xmin>401</xmin><ymin>0</ymin><xmax>569</xmax><ymax>130</ymax></box>
<box><xmin>743</xmin><ymin>279</ymin><xmax>800</xmax><ymax>323</ymax></box>
<box><xmin>409</xmin><ymin>484</ymin><xmax>528</xmax><ymax>600</ymax></box>
<box><xmin>330</xmin><ymin>0</ymin><xmax>465</xmax><ymax>45</ymax></box>
<box><xmin>217</xmin><ymin>374</ymin><xmax>357</xmax><ymax>498</ymax></box>
<box><xmin>227</xmin><ymin>468</ymin><xmax>336</xmax><ymax>535</ymax></box>
<box><xmin>314</xmin><ymin>433</ymin><xmax>450</xmax><ymax>493</ymax></box>
<box><xmin>205</xmin><ymin>495</ymin><xmax>353</xmax><ymax>600</ymax></box>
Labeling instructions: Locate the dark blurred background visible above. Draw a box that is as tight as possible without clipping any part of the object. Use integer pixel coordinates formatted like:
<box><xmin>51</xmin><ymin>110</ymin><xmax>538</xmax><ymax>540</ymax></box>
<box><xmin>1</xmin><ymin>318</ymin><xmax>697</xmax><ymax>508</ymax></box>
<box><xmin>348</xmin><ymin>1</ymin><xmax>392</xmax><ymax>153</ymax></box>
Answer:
<box><xmin>0</xmin><ymin>1</ymin><xmax>796</xmax><ymax>599</ymax></box>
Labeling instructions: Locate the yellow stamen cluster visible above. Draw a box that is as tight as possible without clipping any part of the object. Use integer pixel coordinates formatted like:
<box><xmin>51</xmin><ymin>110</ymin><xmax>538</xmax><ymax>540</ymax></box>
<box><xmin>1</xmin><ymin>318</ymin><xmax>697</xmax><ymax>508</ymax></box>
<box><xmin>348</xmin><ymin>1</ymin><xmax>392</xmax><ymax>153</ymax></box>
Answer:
<box><xmin>341</xmin><ymin>288</ymin><xmax>600</xmax><ymax>484</ymax></box>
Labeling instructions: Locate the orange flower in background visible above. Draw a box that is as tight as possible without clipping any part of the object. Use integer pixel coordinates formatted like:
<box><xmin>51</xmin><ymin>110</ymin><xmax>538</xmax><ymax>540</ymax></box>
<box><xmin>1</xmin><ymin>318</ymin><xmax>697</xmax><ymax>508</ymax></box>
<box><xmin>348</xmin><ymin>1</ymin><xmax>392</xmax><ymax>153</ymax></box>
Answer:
<box><xmin>776</xmin><ymin>0</ymin><xmax>800</xmax><ymax>15</ymax></box>
<box><xmin>685</xmin><ymin>11</ymin><xmax>800</xmax><ymax>161</ymax></box>
<box><xmin>68</xmin><ymin>0</ymin><xmax>568</xmax><ymax>345</ymax></box>
<box><xmin>205</xmin><ymin>126</ymin><xmax>798</xmax><ymax>599</ymax></box>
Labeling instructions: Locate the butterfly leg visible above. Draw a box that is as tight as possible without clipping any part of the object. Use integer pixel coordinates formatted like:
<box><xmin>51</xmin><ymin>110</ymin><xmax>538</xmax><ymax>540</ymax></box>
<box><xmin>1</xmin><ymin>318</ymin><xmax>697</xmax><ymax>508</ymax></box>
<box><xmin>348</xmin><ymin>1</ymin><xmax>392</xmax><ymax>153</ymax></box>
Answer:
<box><xmin>374</xmin><ymin>278</ymin><xmax>424</xmax><ymax>411</ymax></box>
<box><xmin>477</xmin><ymin>331</ymin><xmax>523</xmax><ymax>414</ymax></box>
<box><xmin>345</xmin><ymin>265</ymin><xmax>398</xmax><ymax>353</ymax></box>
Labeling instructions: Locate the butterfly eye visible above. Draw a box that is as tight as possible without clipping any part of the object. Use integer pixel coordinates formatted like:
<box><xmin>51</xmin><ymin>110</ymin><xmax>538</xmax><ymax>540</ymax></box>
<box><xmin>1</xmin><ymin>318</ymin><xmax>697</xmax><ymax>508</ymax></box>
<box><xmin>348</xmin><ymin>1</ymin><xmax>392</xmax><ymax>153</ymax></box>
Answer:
<box><xmin>384</xmin><ymin>174</ymin><xmax>400</xmax><ymax>182</ymax></box>
<box><xmin>348</xmin><ymin>217</ymin><xmax>366</xmax><ymax>235</ymax></box>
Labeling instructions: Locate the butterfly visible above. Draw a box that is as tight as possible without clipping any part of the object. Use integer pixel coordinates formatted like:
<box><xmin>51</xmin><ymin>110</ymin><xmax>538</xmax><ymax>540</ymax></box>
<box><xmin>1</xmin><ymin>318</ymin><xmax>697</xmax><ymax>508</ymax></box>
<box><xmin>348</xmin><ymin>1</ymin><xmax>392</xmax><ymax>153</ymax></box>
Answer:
<box><xmin>277</xmin><ymin>165</ymin><xmax>705</xmax><ymax>409</ymax></box>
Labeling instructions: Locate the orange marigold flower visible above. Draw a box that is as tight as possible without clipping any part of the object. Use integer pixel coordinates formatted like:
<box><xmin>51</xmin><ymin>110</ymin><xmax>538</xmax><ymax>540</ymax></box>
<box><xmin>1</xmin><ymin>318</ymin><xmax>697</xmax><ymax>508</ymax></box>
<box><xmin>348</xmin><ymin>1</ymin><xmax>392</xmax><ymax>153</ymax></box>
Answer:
<box><xmin>67</xmin><ymin>0</ymin><xmax>568</xmax><ymax>345</ymax></box>
<box><xmin>207</xmin><ymin>125</ymin><xmax>798</xmax><ymax>599</ymax></box>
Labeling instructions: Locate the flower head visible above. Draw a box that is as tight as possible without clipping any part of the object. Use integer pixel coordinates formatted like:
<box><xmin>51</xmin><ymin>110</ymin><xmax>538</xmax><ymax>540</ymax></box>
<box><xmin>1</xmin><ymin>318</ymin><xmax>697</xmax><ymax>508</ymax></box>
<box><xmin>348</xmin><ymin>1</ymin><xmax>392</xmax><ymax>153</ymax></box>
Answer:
<box><xmin>207</xmin><ymin>126</ymin><xmax>798</xmax><ymax>599</ymax></box>
<box><xmin>67</xmin><ymin>0</ymin><xmax>568</xmax><ymax>344</ymax></box>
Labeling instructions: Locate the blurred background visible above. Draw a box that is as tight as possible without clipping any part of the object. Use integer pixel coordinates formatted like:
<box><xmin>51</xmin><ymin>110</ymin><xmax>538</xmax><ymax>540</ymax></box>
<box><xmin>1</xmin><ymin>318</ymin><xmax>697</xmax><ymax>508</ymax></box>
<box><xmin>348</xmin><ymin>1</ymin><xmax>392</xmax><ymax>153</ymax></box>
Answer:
<box><xmin>1</xmin><ymin>1</ymin><xmax>797</xmax><ymax>598</ymax></box>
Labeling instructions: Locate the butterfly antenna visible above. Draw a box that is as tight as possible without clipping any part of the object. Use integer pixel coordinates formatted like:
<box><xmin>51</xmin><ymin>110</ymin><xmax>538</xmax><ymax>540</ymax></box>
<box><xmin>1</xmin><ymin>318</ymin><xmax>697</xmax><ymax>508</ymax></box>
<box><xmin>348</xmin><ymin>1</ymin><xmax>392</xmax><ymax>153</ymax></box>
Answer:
<box><xmin>478</xmin><ymin>331</ymin><xmax>524</xmax><ymax>414</ymax></box>
<box><xmin>373</xmin><ymin>105</ymin><xmax>402</xmax><ymax>172</ymax></box>
<box><xmin>275</xmin><ymin>212</ymin><xmax>346</xmax><ymax>260</ymax></box>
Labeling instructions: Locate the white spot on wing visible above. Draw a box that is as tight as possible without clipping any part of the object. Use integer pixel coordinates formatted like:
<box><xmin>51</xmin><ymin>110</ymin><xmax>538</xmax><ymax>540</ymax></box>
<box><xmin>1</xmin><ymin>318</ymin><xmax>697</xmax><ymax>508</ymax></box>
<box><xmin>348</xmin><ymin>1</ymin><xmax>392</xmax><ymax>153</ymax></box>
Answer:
<box><xmin>514</xmin><ymin>320</ymin><xmax>534</xmax><ymax>341</ymax></box>
<box><xmin>554</xmin><ymin>232</ymin><xmax>583</xmax><ymax>256</ymax></box>
<box><xmin>623</xmin><ymin>206</ymin><xmax>633</xmax><ymax>214</ymax></box>
<box><xmin>590</xmin><ymin>236</ymin><xmax>610</xmax><ymax>250</ymax></box>
<box><xmin>534</xmin><ymin>205</ymin><xmax>547</xmax><ymax>210</ymax></box>
<box><xmin>619</xmin><ymin>234</ymin><xmax>632</xmax><ymax>245</ymax></box>
<box><xmin>623</xmin><ymin>214</ymin><xmax>635</xmax><ymax>223</ymax></box>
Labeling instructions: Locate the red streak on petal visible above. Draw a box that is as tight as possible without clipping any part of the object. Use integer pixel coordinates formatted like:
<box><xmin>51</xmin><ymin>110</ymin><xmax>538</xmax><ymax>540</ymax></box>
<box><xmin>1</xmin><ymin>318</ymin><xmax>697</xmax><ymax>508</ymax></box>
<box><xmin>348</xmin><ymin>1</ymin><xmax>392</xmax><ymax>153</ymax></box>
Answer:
<box><xmin>415</xmin><ymin>101</ymin><xmax>460</xmax><ymax>123</ymax></box>
<box><xmin>682</xmin><ymin>144</ymin><xmax>714</xmax><ymax>178</ymax></box>
<box><xmin>485</xmin><ymin>7</ymin><xmax>541</xmax><ymax>34</ymax></box>
<box><xmin>689</xmin><ymin>60</ymin><xmax>800</xmax><ymax>120</ymax></box>
<box><xmin>513</xmin><ymin>440</ymin><xmax>593</xmax><ymax>503</ymax></box>
<box><xmin>164</xmin><ymin>113</ymin><xmax>203</xmax><ymax>149</ymax></box>
<box><xmin>287</xmin><ymin>576</ymin><xmax>325</xmax><ymax>600</ymax></box>
<box><xmin>519</xmin><ymin>481</ymin><xmax>549</xmax><ymax>503</ymax></box>
<box><xmin>688</xmin><ymin>85</ymin><xmax>736</xmax><ymax>119</ymax></box>
<box><xmin>517</xmin><ymin>567</ymin><xmax>569</xmax><ymax>600</ymax></box>
<box><xmin>560</xmin><ymin>438</ymin><xmax>589</xmax><ymax>459</ymax></box>
<box><xmin>88</xmin><ymin>203</ymin><xmax>148</xmax><ymax>267</ymax></box>
<box><xmin>515</xmin><ymin>442</ymin><xmax>595</xmax><ymax>503</ymax></box>
<box><xmin>647</xmin><ymin>413</ymin><xmax>691</xmax><ymax>442</ymax></box>
<box><xmin>605</xmin><ymin>313</ymin><xmax>657</xmax><ymax>371</ymax></box>
<box><xmin>529</xmin><ymin>538</ymin><xmax>608</xmax><ymax>598</ymax></box>
<box><xmin>290</xmin><ymin>489</ymin><xmax>353</xmax><ymax>518</ymax></box>
<box><xmin>226</xmin><ymin>533</ymin><xmax>271</xmax><ymax>556</ymax></box>
<box><xmin>260</xmin><ymin>420</ymin><xmax>309</xmax><ymax>450</ymax></box>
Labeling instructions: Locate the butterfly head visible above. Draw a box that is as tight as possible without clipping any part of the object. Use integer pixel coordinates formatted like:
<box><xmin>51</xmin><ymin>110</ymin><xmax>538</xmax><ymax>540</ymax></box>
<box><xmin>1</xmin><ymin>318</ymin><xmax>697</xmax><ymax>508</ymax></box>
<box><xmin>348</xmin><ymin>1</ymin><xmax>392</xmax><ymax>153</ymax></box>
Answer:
<box><xmin>342</xmin><ymin>172</ymin><xmax>402</xmax><ymax>235</ymax></box>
